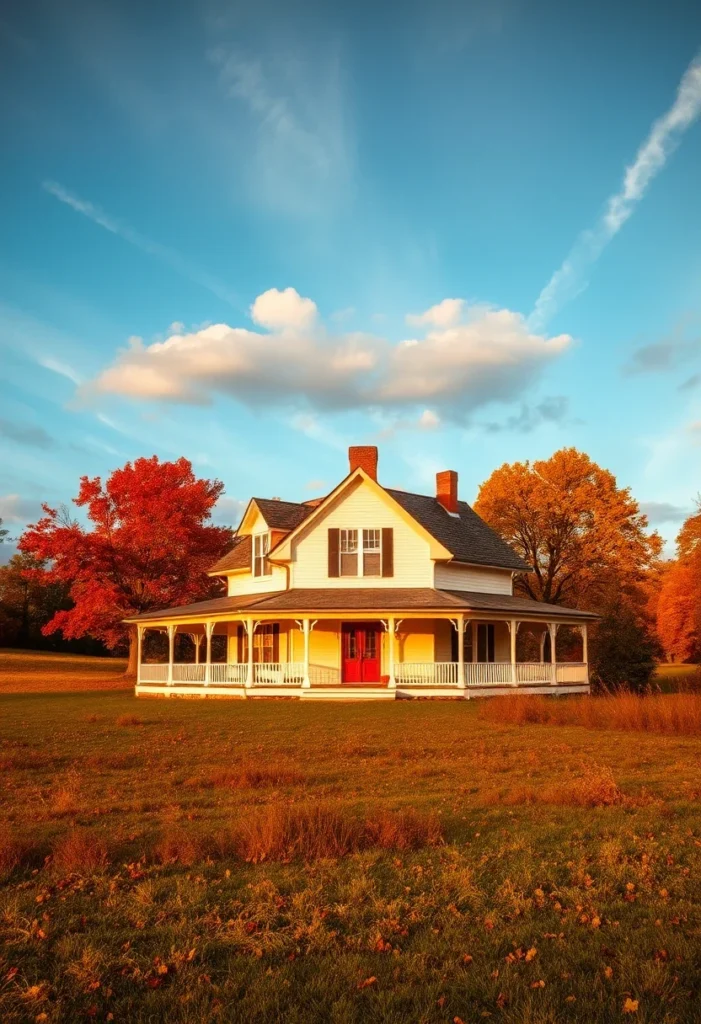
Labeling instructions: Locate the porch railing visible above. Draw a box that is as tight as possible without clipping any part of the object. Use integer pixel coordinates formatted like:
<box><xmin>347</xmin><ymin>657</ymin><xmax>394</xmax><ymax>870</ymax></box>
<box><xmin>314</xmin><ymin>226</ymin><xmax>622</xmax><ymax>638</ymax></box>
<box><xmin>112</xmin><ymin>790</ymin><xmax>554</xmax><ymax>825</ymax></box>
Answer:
<box><xmin>138</xmin><ymin>660</ymin><xmax>589</xmax><ymax>689</ymax></box>
<box><xmin>210</xmin><ymin>663</ymin><xmax>247</xmax><ymax>685</ymax></box>
<box><xmin>396</xmin><ymin>662</ymin><xmax>459</xmax><ymax>686</ymax></box>
<box><xmin>252</xmin><ymin>663</ymin><xmax>306</xmax><ymax>686</ymax></box>
<box><xmin>464</xmin><ymin>662</ymin><xmax>513</xmax><ymax>686</ymax></box>
<box><xmin>139</xmin><ymin>664</ymin><xmax>169</xmax><ymax>683</ymax></box>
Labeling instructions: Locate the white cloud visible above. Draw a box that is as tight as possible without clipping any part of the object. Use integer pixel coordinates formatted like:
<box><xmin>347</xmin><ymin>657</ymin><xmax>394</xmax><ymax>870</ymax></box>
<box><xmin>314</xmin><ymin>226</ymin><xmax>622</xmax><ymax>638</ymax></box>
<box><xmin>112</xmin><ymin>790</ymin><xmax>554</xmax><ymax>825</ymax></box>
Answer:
<box><xmin>406</xmin><ymin>298</ymin><xmax>464</xmax><ymax>329</ymax></box>
<box><xmin>42</xmin><ymin>181</ymin><xmax>242</xmax><ymax>309</ymax></box>
<box><xmin>530</xmin><ymin>48</ymin><xmax>701</xmax><ymax>330</ymax></box>
<box><xmin>639</xmin><ymin>500</ymin><xmax>689</xmax><ymax>526</ymax></box>
<box><xmin>37</xmin><ymin>355</ymin><xmax>83</xmax><ymax>385</ymax></box>
<box><xmin>250</xmin><ymin>288</ymin><xmax>318</xmax><ymax>331</ymax></box>
<box><xmin>85</xmin><ymin>289</ymin><xmax>571</xmax><ymax>423</ymax></box>
<box><xmin>212</xmin><ymin>495</ymin><xmax>246</xmax><ymax>527</ymax></box>
<box><xmin>418</xmin><ymin>409</ymin><xmax>441</xmax><ymax>429</ymax></box>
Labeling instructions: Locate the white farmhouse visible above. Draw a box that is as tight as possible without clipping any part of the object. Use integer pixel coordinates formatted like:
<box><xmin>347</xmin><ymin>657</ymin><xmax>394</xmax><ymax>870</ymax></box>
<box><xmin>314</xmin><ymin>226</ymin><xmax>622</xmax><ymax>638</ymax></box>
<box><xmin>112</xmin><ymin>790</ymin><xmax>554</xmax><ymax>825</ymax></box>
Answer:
<box><xmin>128</xmin><ymin>446</ymin><xmax>595</xmax><ymax>699</ymax></box>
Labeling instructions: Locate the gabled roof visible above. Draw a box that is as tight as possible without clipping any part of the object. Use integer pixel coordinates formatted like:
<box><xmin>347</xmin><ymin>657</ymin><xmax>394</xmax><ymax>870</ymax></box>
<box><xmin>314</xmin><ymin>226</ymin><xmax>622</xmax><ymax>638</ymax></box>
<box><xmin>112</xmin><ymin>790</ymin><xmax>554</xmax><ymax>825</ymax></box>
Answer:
<box><xmin>252</xmin><ymin>498</ymin><xmax>314</xmax><ymax>532</ymax></box>
<box><xmin>125</xmin><ymin>587</ymin><xmax>597</xmax><ymax>622</ymax></box>
<box><xmin>385</xmin><ymin>489</ymin><xmax>530</xmax><ymax>573</ymax></box>
<box><xmin>209</xmin><ymin>473</ymin><xmax>529</xmax><ymax>575</ymax></box>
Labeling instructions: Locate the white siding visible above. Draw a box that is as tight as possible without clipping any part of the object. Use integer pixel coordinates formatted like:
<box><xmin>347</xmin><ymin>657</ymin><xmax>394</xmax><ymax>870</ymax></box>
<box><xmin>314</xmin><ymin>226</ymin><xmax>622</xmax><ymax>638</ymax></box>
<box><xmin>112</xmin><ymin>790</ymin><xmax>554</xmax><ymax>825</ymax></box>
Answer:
<box><xmin>434</xmin><ymin>562</ymin><xmax>513</xmax><ymax>595</ymax></box>
<box><xmin>227</xmin><ymin>507</ymin><xmax>287</xmax><ymax>596</ymax></box>
<box><xmin>290</xmin><ymin>477</ymin><xmax>434</xmax><ymax>588</ymax></box>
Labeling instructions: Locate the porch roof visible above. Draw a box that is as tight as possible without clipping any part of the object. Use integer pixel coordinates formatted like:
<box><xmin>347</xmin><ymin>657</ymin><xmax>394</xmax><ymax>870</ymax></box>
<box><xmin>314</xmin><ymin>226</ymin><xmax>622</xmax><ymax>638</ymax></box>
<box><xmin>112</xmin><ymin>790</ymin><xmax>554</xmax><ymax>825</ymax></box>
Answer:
<box><xmin>125</xmin><ymin>588</ymin><xmax>597</xmax><ymax>623</ymax></box>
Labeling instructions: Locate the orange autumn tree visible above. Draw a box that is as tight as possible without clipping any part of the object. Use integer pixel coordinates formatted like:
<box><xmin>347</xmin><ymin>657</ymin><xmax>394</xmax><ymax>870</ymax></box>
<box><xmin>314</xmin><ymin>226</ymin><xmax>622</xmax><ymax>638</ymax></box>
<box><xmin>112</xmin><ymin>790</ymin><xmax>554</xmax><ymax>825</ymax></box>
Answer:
<box><xmin>473</xmin><ymin>448</ymin><xmax>661</xmax><ymax>610</ymax></box>
<box><xmin>656</xmin><ymin>504</ymin><xmax>701</xmax><ymax>662</ymax></box>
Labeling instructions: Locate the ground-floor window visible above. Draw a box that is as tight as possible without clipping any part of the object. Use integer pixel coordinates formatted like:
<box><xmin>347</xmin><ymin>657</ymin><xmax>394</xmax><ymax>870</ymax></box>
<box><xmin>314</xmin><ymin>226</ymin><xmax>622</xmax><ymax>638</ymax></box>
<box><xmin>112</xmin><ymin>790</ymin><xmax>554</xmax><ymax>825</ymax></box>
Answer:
<box><xmin>238</xmin><ymin>623</ymin><xmax>280</xmax><ymax>663</ymax></box>
<box><xmin>477</xmin><ymin>623</ymin><xmax>495</xmax><ymax>663</ymax></box>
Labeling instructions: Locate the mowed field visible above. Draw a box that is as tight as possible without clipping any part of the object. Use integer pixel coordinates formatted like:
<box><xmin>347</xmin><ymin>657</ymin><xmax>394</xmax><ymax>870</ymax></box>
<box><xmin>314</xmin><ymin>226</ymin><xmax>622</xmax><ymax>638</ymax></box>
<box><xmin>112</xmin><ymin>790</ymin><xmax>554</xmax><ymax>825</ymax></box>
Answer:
<box><xmin>0</xmin><ymin>649</ymin><xmax>128</xmax><ymax>693</ymax></box>
<box><xmin>1</xmin><ymin>655</ymin><xmax>701</xmax><ymax>1022</ymax></box>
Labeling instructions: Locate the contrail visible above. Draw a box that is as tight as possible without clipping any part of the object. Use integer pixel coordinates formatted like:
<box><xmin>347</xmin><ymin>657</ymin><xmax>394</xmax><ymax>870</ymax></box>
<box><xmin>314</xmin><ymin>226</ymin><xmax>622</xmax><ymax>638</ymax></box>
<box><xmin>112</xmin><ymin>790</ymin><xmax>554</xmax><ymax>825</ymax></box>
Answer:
<box><xmin>529</xmin><ymin>47</ymin><xmax>701</xmax><ymax>331</ymax></box>
<box><xmin>42</xmin><ymin>180</ymin><xmax>242</xmax><ymax>310</ymax></box>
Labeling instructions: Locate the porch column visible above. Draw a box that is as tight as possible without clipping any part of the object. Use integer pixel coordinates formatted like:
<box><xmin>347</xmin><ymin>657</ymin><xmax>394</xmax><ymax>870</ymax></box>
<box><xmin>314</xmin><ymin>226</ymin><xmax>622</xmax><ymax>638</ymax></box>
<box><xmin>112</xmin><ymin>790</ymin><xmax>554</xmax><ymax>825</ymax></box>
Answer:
<box><xmin>136</xmin><ymin>625</ymin><xmax>144</xmax><ymax>684</ymax></box>
<box><xmin>457</xmin><ymin>615</ymin><xmax>465</xmax><ymax>690</ymax></box>
<box><xmin>167</xmin><ymin>624</ymin><xmax>176</xmax><ymax>686</ymax></box>
<box><xmin>204</xmin><ymin>621</ymin><xmax>214</xmax><ymax>686</ymax></box>
<box><xmin>510</xmin><ymin>619</ymin><xmax>517</xmax><ymax>686</ymax></box>
<box><xmin>387</xmin><ymin>616</ymin><xmax>396</xmax><ymax>689</ymax></box>
<box><xmin>302</xmin><ymin>618</ymin><xmax>311</xmax><ymax>689</ymax></box>
<box><xmin>582</xmin><ymin>623</ymin><xmax>589</xmax><ymax>683</ymax></box>
<box><xmin>246</xmin><ymin>617</ymin><xmax>255</xmax><ymax>690</ymax></box>
<box><xmin>549</xmin><ymin>623</ymin><xmax>558</xmax><ymax>685</ymax></box>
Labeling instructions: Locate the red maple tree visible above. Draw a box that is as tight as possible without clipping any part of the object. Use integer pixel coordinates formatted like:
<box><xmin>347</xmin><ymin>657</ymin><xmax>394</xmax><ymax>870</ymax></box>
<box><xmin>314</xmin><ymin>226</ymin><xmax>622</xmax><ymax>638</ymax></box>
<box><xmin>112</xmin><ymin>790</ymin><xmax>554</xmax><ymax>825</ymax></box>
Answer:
<box><xmin>20</xmin><ymin>457</ymin><xmax>231</xmax><ymax>676</ymax></box>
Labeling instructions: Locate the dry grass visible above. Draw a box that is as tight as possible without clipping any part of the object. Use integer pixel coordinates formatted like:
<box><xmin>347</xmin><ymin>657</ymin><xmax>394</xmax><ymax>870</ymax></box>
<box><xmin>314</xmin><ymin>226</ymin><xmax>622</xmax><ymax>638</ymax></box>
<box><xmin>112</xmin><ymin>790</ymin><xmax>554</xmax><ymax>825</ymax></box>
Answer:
<box><xmin>482</xmin><ymin>763</ymin><xmax>625</xmax><ymax>808</ymax></box>
<box><xmin>233</xmin><ymin>803</ymin><xmax>443</xmax><ymax>863</ymax></box>
<box><xmin>152</xmin><ymin>829</ymin><xmax>207</xmax><ymax>866</ymax></box>
<box><xmin>0</xmin><ymin>828</ymin><xmax>27</xmax><ymax>876</ymax></box>
<box><xmin>115</xmin><ymin>713</ymin><xmax>142</xmax><ymax>727</ymax></box>
<box><xmin>478</xmin><ymin>690</ymin><xmax>701</xmax><ymax>735</ymax></box>
<box><xmin>51</xmin><ymin>830</ymin><xmax>108</xmax><ymax>874</ymax></box>
<box><xmin>204</xmin><ymin>760</ymin><xmax>306</xmax><ymax>789</ymax></box>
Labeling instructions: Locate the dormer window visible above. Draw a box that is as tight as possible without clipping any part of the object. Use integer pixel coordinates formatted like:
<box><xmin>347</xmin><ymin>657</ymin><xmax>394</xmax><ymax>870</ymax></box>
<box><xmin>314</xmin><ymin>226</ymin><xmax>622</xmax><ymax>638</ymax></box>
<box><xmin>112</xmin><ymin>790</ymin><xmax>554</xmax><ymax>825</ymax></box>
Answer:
<box><xmin>253</xmin><ymin>533</ymin><xmax>271</xmax><ymax>577</ymax></box>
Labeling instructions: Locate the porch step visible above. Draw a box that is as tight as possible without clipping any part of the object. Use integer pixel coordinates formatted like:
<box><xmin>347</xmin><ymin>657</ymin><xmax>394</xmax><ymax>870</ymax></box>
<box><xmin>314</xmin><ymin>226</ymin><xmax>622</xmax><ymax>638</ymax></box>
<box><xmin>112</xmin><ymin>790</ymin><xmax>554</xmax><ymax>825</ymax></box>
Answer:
<box><xmin>302</xmin><ymin>686</ymin><xmax>395</xmax><ymax>700</ymax></box>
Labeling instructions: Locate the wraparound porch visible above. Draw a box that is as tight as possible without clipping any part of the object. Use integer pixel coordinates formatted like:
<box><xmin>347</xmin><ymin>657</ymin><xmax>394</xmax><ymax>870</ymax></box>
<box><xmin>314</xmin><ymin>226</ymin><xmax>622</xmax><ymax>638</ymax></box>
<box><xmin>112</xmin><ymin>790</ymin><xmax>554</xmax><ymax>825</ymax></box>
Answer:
<box><xmin>134</xmin><ymin>612</ymin><xmax>590</xmax><ymax>699</ymax></box>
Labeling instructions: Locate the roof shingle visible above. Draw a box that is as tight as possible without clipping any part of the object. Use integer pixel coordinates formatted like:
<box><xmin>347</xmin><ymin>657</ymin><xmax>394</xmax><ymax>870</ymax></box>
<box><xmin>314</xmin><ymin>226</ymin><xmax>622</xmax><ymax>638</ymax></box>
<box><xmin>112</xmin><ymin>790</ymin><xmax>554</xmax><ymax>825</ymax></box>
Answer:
<box><xmin>385</xmin><ymin>489</ymin><xmax>529</xmax><ymax>572</ymax></box>
<box><xmin>126</xmin><ymin>588</ymin><xmax>596</xmax><ymax>622</ymax></box>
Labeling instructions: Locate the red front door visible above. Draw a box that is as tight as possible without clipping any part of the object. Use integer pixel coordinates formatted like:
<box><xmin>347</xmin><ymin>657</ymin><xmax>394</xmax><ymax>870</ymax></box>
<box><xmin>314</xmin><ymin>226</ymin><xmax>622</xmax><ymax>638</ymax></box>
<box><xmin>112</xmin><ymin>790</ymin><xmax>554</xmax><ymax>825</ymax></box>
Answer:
<box><xmin>342</xmin><ymin>623</ymin><xmax>381</xmax><ymax>683</ymax></box>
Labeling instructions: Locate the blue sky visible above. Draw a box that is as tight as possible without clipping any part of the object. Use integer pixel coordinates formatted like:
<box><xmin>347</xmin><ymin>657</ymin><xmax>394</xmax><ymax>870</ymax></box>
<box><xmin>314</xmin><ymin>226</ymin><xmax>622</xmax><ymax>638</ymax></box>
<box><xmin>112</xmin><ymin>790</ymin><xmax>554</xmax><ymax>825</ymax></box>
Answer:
<box><xmin>1</xmin><ymin>0</ymin><xmax>701</xmax><ymax>559</ymax></box>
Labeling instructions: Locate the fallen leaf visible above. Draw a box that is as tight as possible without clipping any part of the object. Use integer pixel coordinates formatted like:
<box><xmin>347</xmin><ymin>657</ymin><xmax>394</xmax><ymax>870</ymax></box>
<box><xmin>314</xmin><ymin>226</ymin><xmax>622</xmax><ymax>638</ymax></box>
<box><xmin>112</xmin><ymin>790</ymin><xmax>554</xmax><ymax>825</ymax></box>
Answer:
<box><xmin>357</xmin><ymin>976</ymin><xmax>377</xmax><ymax>990</ymax></box>
<box><xmin>525</xmin><ymin>946</ymin><xmax>537</xmax><ymax>961</ymax></box>
<box><xmin>530</xmin><ymin>980</ymin><xmax>545</xmax><ymax>989</ymax></box>
<box><xmin>623</xmin><ymin>997</ymin><xmax>639</xmax><ymax>1014</ymax></box>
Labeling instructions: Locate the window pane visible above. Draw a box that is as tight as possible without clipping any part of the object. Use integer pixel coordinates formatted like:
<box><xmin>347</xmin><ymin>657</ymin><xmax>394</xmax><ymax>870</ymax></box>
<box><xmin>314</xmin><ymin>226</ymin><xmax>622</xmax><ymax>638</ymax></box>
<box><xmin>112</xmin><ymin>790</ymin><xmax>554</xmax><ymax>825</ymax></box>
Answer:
<box><xmin>340</xmin><ymin>529</ymin><xmax>358</xmax><ymax>553</ymax></box>
<box><xmin>363</xmin><ymin>551</ymin><xmax>381</xmax><ymax>576</ymax></box>
<box><xmin>340</xmin><ymin>552</ymin><xmax>358</xmax><ymax>576</ymax></box>
<box><xmin>363</xmin><ymin>529</ymin><xmax>380</xmax><ymax>550</ymax></box>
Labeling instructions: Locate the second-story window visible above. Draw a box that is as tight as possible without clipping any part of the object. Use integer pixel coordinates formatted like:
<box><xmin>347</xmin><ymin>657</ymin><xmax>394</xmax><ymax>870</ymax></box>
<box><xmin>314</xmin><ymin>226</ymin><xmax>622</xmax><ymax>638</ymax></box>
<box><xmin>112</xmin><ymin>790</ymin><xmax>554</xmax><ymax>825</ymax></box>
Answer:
<box><xmin>253</xmin><ymin>533</ymin><xmax>270</xmax><ymax>577</ymax></box>
<box><xmin>339</xmin><ymin>529</ymin><xmax>358</xmax><ymax>576</ymax></box>
<box><xmin>362</xmin><ymin>529</ymin><xmax>381</xmax><ymax>576</ymax></box>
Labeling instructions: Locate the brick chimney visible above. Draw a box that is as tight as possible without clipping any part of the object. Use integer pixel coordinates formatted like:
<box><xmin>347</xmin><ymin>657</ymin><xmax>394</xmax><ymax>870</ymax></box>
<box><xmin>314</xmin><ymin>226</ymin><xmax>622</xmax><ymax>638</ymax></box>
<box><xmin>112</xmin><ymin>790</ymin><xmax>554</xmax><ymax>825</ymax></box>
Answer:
<box><xmin>349</xmin><ymin>445</ymin><xmax>378</xmax><ymax>481</ymax></box>
<box><xmin>436</xmin><ymin>470</ymin><xmax>458</xmax><ymax>513</ymax></box>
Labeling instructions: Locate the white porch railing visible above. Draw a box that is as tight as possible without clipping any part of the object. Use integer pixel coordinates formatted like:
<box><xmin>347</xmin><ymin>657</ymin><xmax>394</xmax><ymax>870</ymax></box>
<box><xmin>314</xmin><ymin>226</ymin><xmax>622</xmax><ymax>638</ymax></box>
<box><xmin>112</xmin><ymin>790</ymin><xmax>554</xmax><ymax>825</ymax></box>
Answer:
<box><xmin>210</xmin><ymin>663</ymin><xmax>247</xmax><ymax>686</ymax></box>
<box><xmin>139</xmin><ymin>664</ymin><xmax>169</xmax><ymax>683</ymax></box>
<box><xmin>464</xmin><ymin>662</ymin><xmax>513</xmax><ymax>686</ymax></box>
<box><xmin>138</xmin><ymin>660</ymin><xmax>588</xmax><ymax>689</ymax></box>
<box><xmin>252</xmin><ymin>663</ymin><xmax>305</xmax><ymax>686</ymax></box>
<box><xmin>172</xmin><ymin>664</ymin><xmax>206</xmax><ymax>684</ymax></box>
<box><xmin>396</xmin><ymin>662</ymin><xmax>459</xmax><ymax>686</ymax></box>
<box><xmin>515</xmin><ymin>662</ymin><xmax>552</xmax><ymax>684</ymax></box>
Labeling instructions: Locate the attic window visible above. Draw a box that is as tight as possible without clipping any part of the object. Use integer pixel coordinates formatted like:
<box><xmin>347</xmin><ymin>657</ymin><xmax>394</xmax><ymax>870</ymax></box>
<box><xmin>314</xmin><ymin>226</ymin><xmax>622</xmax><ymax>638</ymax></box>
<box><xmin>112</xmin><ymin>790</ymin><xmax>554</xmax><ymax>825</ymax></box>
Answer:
<box><xmin>253</xmin><ymin>533</ymin><xmax>271</xmax><ymax>577</ymax></box>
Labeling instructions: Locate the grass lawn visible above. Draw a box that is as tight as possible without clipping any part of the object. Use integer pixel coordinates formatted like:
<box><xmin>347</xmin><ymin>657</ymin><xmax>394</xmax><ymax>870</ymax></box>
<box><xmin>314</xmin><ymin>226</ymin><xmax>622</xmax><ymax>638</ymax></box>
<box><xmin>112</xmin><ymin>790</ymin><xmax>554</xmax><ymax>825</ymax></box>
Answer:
<box><xmin>1</xmin><ymin>665</ymin><xmax>701</xmax><ymax>1021</ymax></box>
<box><xmin>0</xmin><ymin>649</ymin><xmax>128</xmax><ymax>693</ymax></box>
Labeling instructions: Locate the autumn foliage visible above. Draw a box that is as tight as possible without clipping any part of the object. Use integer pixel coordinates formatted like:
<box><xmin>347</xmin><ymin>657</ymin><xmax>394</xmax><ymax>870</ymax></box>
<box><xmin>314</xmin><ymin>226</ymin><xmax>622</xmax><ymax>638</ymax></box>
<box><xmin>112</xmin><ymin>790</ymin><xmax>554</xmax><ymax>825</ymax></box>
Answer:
<box><xmin>474</xmin><ymin>448</ymin><xmax>661</xmax><ymax>609</ymax></box>
<box><xmin>656</xmin><ymin>504</ymin><xmax>701</xmax><ymax>662</ymax></box>
<box><xmin>20</xmin><ymin>457</ymin><xmax>230</xmax><ymax>675</ymax></box>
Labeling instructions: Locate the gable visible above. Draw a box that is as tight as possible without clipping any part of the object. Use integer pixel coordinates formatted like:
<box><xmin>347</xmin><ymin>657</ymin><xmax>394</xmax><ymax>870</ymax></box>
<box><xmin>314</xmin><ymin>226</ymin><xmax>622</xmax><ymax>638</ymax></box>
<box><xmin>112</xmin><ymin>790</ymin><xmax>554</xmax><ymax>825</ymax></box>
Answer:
<box><xmin>290</xmin><ymin>475</ymin><xmax>436</xmax><ymax>588</ymax></box>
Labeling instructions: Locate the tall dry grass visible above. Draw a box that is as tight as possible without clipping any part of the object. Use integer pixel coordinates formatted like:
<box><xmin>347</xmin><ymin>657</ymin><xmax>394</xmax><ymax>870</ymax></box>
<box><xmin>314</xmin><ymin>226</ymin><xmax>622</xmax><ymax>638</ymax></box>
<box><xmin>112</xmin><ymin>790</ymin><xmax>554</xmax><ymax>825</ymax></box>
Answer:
<box><xmin>478</xmin><ymin>691</ymin><xmax>701</xmax><ymax>735</ymax></box>
<box><xmin>233</xmin><ymin>804</ymin><xmax>443</xmax><ymax>863</ymax></box>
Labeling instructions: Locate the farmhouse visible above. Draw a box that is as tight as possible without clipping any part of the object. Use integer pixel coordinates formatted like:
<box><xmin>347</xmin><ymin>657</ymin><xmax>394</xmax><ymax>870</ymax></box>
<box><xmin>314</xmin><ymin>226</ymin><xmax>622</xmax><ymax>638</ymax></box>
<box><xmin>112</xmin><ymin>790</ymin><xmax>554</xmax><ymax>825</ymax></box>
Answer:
<box><xmin>128</xmin><ymin>446</ymin><xmax>595</xmax><ymax>699</ymax></box>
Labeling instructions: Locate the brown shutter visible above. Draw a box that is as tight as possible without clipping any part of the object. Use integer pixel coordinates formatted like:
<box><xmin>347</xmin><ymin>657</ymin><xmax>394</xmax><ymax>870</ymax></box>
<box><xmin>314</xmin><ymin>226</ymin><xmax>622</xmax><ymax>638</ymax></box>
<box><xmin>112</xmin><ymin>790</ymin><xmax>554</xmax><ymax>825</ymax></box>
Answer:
<box><xmin>381</xmin><ymin>527</ymin><xmax>394</xmax><ymax>577</ymax></box>
<box><xmin>328</xmin><ymin>528</ymin><xmax>340</xmax><ymax>577</ymax></box>
<box><xmin>272</xmin><ymin>623</ymin><xmax>280</xmax><ymax>662</ymax></box>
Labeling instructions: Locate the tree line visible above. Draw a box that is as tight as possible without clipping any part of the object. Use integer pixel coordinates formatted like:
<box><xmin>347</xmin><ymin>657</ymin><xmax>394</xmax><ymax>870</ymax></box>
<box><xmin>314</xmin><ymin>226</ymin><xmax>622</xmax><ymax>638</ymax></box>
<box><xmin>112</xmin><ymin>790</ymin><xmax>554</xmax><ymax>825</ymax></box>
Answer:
<box><xmin>0</xmin><ymin>447</ymin><xmax>692</xmax><ymax>688</ymax></box>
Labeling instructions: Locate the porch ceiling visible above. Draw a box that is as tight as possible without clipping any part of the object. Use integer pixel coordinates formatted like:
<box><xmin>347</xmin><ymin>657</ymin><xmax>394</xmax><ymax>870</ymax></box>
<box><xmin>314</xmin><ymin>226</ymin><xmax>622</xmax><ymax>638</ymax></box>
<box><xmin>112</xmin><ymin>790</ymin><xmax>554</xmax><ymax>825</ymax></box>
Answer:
<box><xmin>125</xmin><ymin>588</ymin><xmax>597</xmax><ymax>624</ymax></box>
